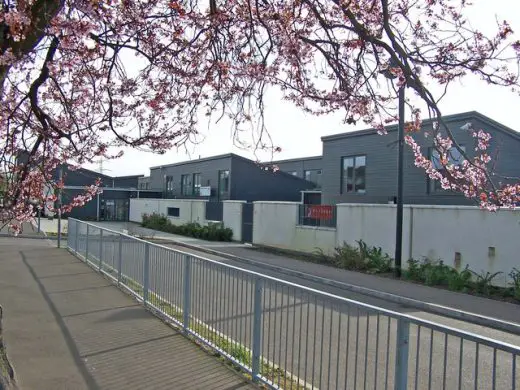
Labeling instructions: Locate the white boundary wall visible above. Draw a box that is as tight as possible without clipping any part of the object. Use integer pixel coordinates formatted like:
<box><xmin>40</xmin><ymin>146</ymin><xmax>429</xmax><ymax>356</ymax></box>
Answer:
<box><xmin>129</xmin><ymin>198</ymin><xmax>207</xmax><ymax>225</ymax></box>
<box><xmin>253</xmin><ymin>202</ymin><xmax>337</xmax><ymax>255</ymax></box>
<box><xmin>130</xmin><ymin>198</ymin><xmax>243</xmax><ymax>241</ymax></box>
<box><xmin>223</xmin><ymin>201</ymin><xmax>245</xmax><ymax>242</ymax></box>
<box><xmin>253</xmin><ymin>202</ymin><xmax>520</xmax><ymax>284</ymax></box>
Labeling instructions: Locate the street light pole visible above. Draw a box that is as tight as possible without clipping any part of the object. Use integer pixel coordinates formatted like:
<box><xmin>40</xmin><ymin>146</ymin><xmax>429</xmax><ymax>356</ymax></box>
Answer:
<box><xmin>394</xmin><ymin>86</ymin><xmax>405</xmax><ymax>277</ymax></box>
<box><xmin>57</xmin><ymin>166</ymin><xmax>63</xmax><ymax>248</ymax></box>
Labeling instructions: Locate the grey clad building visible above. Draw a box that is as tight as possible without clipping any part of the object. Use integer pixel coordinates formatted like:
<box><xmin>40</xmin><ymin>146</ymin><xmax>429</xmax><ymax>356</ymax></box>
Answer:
<box><xmin>149</xmin><ymin>153</ymin><xmax>315</xmax><ymax>202</ymax></box>
<box><xmin>270</xmin><ymin>156</ymin><xmax>323</xmax><ymax>204</ymax></box>
<box><xmin>55</xmin><ymin>166</ymin><xmax>160</xmax><ymax>221</ymax></box>
<box><xmin>320</xmin><ymin>111</ymin><xmax>520</xmax><ymax>205</ymax></box>
<box><xmin>17</xmin><ymin>111</ymin><xmax>518</xmax><ymax>223</ymax></box>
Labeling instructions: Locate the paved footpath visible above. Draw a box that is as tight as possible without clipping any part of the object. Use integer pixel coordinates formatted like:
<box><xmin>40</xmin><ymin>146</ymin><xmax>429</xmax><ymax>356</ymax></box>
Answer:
<box><xmin>0</xmin><ymin>237</ymin><xmax>256</xmax><ymax>390</ymax></box>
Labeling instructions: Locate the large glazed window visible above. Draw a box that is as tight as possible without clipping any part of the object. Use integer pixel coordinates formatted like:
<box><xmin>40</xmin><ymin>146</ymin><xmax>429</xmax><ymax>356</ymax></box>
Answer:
<box><xmin>342</xmin><ymin>155</ymin><xmax>366</xmax><ymax>194</ymax></box>
<box><xmin>218</xmin><ymin>170</ymin><xmax>230</xmax><ymax>199</ymax></box>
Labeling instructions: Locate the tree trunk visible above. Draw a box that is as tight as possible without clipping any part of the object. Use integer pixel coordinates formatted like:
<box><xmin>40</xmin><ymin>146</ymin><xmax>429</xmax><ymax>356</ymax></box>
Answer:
<box><xmin>0</xmin><ymin>305</ymin><xmax>17</xmax><ymax>390</ymax></box>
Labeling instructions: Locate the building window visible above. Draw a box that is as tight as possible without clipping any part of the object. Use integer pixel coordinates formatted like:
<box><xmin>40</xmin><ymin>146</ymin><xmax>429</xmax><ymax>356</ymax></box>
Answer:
<box><xmin>165</xmin><ymin>176</ymin><xmax>173</xmax><ymax>192</ymax></box>
<box><xmin>181</xmin><ymin>174</ymin><xmax>192</xmax><ymax>196</ymax></box>
<box><xmin>167</xmin><ymin>207</ymin><xmax>180</xmax><ymax>217</ymax></box>
<box><xmin>304</xmin><ymin>169</ymin><xmax>322</xmax><ymax>189</ymax></box>
<box><xmin>218</xmin><ymin>170</ymin><xmax>230</xmax><ymax>199</ymax></box>
<box><xmin>342</xmin><ymin>155</ymin><xmax>366</xmax><ymax>193</ymax></box>
<box><xmin>429</xmin><ymin>146</ymin><xmax>465</xmax><ymax>192</ymax></box>
<box><xmin>193</xmin><ymin>173</ymin><xmax>201</xmax><ymax>195</ymax></box>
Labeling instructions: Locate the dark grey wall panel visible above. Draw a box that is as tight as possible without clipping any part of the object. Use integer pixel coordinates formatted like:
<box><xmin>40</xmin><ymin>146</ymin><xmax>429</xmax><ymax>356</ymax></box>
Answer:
<box><xmin>271</xmin><ymin>157</ymin><xmax>322</xmax><ymax>178</ymax></box>
<box><xmin>113</xmin><ymin>176</ymin><xmax>141</xmax><ymax>188</ymax></box>
<box><xmin>61</xmin><ymin>189</ymin><xmax>98</xmax><ymax>219</ymax></box>
<box><xmin>231</xmin><ymin>158</ymin><xmax>315</xmax><ymax>201</ymax></box>
<box><xmin>149</xmin><ymin>155</ymin><xmax>233</xmax><ymax>199</ymax></box>
<box><xmin>321</xmin><ymin>113</ymin><xmax>520</xmax><ymax>206</ymax></box>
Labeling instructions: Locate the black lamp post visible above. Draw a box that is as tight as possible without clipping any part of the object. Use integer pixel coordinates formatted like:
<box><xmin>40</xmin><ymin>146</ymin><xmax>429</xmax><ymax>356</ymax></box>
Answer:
<box><xmin>381</xmin><ymin>60</ymin><xmax>405</xmax><ymax>278</ymax></box>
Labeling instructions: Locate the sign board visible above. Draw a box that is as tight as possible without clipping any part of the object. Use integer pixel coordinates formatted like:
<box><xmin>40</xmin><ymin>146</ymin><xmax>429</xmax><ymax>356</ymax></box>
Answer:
<box><xmin>306</xmin><ymin>205</ymin><xmax>334</xmax><ymax>220</ymax></box>
<box><xmin>200</xmin><ymin>186</ymin><xmax>211</xmax><ymax>197</ymax></box>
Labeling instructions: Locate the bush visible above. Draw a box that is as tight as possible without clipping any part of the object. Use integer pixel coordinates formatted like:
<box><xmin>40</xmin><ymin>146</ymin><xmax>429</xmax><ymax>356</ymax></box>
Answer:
<box><xmin>332</xmin><ymin>242</ymin><xmax>366</xmax><ymax>270</ymax></box>
<box><xmin>357</xmin><ymin>240</ymin><xmax>393</xmax><ymax>273</ymax></box>
<box><xmin>404</xmin><ymin>258</ymin><xmax>422</xmax><ymax>281</ymax></box>
<box><xmin>404</xmin><ymin>258</ymin><xmax>470</xmax><ymax>289</ymax></box>
<box><xmin>323</xmin><ymin>240</ymin><xmax>394</xmax><ymax>273</ymax></box>
<box><xmin>509</xmin><ymin>268</ymin><xmax>520</xmax><ymax>301</ymax></box>
<box><xmin>447</xmin><ymin>265</ymin><xmax>472</xmax><ymax>291</ymax></box>
<box><xmin>471</xmin><ymin>270</ymin><xmax>503</xmax><ymax>295</ymax></box>
<box><xmin>142</xmin><ymin>213</ymin><xmax>168</xmax><ymax>230</ymax></box>
<box><xmin>141</xmin><ymin>213</ymin><xmax>233</xmax><ymax>242</ymax></box>
<box><xmin>421</xmin><ymin>259</ymin><xmax>451</xmax><ymax>286</ymax></box>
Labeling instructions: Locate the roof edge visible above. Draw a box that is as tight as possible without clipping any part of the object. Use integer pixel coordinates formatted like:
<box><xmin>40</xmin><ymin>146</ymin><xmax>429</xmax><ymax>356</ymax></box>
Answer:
<box><xmin>149</xmin><ymin>153</ymin><xmax>236</xmax><ymax>170</ymax></box>
<box><xmin>268</xmin><ymin>155</ymin><xmax>322</xmax><ymax>164</ymax></box>
<box><xmin>321</xmin><ymin>111</ymin><xmax>519</xmax><ymax>142</ymax></box>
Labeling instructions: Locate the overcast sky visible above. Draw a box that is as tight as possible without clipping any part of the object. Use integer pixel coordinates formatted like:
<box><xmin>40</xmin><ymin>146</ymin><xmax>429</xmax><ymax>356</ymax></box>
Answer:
<box><xmin>85</xmin><ymin>1</ymin><xmax>520</xmax><ymax>177</ymax></box>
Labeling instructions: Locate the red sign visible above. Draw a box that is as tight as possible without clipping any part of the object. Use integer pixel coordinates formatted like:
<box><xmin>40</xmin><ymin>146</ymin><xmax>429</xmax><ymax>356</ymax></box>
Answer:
<box><xmin>306</xmin><ymin>205</ymin><xmax>334</xmax><ymax>220</ymax></box>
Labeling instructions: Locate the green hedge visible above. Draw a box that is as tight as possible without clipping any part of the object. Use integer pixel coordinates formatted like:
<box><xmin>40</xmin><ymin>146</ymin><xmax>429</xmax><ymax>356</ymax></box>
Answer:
<box><xmin>141</xmin><ymin>213</ymin><xmax>233</xmax><ymax>242</ymax></box>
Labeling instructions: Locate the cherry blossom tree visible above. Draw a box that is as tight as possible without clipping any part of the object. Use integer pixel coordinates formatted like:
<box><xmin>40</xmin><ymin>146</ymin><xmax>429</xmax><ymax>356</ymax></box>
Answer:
<box><xmin>1</xmin><ymin>0</ymin><xmax>520</xmax><ymax>231</ymax></box>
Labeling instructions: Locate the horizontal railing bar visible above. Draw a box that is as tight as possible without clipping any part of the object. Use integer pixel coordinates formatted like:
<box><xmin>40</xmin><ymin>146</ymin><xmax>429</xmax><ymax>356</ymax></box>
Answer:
<box><xmin>68</xmin><ymin>218</ymin><xmax>520</xmax><ymax>356</ymax></box>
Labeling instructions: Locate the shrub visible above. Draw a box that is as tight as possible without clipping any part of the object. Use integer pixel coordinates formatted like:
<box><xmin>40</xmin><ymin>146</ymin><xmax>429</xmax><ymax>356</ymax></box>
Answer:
<box><xmin>141</xmin><ymin>213</ymin><xmax>233</xmax><ymax>242</ymax></box>
<box><xmin>404</xmin><ymin>258</ymin><xmax>422</xmax><ymax>281</ymax></box>
<box><xmin>142</xmin><ymin>213</ymin><xmax>168</xmax><ymax>230</ymax></box>
<box><xmin>357</xmin><ymin>240</ymin><xmax>393</xmax><ymax>273</ymax></box>
<box><xmin>471</xmin><ymin>270</ymin><xmax>503</xmax><ymax>295</ymax></box>
<box><xmin>420</xmin><ymin>259</ymin><xmax>452</xmax><ymax>286</ymax></box>
<box><xmin>447</xmin><ymin>265</ymin><xmax>472</xmax><ymax>291</ymax></box>
<box><xmin>333</xmin><ymin>242</ymin><xmax>367</xmax><ymax>270</ymax></box>
<box><xmin>404</xmin><ymin>258</ymin><xmax>468</xmax><ymax>289</ymax></box>
<box><xmin>509</xmin><ymin>268</ymin><xmax>520</xmax><ymax>301</ymax></box>
<box><xmin>327</xmin><ymin>241</ymin><xmax>394</xmax><ymax>273</ymax></box>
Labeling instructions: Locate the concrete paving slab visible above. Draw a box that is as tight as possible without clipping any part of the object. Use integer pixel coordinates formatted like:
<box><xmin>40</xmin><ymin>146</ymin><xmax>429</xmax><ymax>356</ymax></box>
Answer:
<box><xmin>0</xmin><ymin>238</ymin><xmax>256</xmax><ymax>390</ymax></box>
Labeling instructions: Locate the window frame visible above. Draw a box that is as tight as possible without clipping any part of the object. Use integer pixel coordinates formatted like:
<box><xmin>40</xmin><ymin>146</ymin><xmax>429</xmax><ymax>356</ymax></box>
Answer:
<box><xmin>304</xmin><ymin>169</ymin><xmax>323</xmax><ymax>189</ymax></box>
<box><xmin>165</xmin><ymin>175</ymin><xmax>173</xmax><ymax>192</ymax></box>
<box><xmin>181</xmin><ymin>174</ymin><xmax>192</xmax><ymax>196</ymax></box>
<box><xmin>218</xmin><ymin>170</ymin><xmax>230</xmax><ymax>199</ymax></box>
<box><xmin>428</xmin><ymin>145</ymin><xmax>465</xmax><ymax>194</ymax></box>
<box><xmin>167</xmin><ymin>207</ymin><xmax>180</xmax><ymax>217</ymax></box>
<box><xmin>341</xmin><ymin>155</ymin><xmax>367</xmax><ymax>194</ymax></box>
<box><xmin>193</xmin><ymin>173</ymin><xmax>201</xmax><ymax>195</ymax></box>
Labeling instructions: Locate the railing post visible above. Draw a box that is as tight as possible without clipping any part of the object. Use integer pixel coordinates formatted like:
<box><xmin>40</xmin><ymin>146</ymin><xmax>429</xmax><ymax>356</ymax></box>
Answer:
<box><xmin>117</xmin><ymin>234</ymin><xmax>123</xmax><ymax>285</ymax></box>
<box><xmin>394</xmin><ymin>318</ymin><xmax>410</xmax><ymax>390</ymax></box>
<box><xmin>74</xmin><ymin>220</ymin><xmax>79</xmax><ymax>254</ymax></box>
<box><xmin>143</xmin><ymin>243</ymin><xmax>150</xmax><ymax>305</ymax></box>
<box><xmin>85</xmin><ymin>224</ymin><xmax>90</xmax><ymax>261</ymax></box>
<box><xmin>182</xmin><ymin>255</ymin><xmax>192</xmax><ymax>332</ymax></box>
<box><xmin>252</xmin><ymin>277</ymin><xmax>264</xmax><ymax>381</ymax></box>
<box><xmin>98</xmin><ymin>229</ymin><xmax>103</xmax><ymax>271</ymax></box>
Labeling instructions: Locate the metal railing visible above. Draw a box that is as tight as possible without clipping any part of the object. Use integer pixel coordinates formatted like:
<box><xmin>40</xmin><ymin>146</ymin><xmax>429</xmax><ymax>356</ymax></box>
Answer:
<box><xmin>67</xmin><ymin>218</ymin><xmax>520</xmax><ymax>390</ymax></box>
<box><xmin>298</xmin><ymin>204</ymin><xmax>337</xmax><ymax>228</ymax></box>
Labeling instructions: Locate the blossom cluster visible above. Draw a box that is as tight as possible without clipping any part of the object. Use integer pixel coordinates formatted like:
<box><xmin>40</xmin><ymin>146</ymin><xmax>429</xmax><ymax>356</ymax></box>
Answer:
<box><xmin>1</xmin><ymin>0</ymin><xmax>519</xmax><ymax>225</ymax></box>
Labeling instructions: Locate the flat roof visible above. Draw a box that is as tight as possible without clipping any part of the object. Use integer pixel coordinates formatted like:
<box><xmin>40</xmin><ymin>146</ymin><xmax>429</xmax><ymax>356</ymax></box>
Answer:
<box><xmin>64</xmin><ymin>185</ymin><xmax>159</xmax><ymax>192</ymax></box>
<box><xmin>114</xmin><ymin>174</ymin><xmax>144</xmax><ymax>179</ymax></box>
<box><xmin>149</xmin><ymin>153</ymin><xmax>247</xmax><ymax>170</ymax></box>
<box><xmin>269</xmin><ymin>155</ymin><xmax>322</xmax><ymax>164</ymax></box>
<box><xmin>321</xmin><ymin>111</ymin><xmax>520</xmax><ymax>142</ymax></box>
